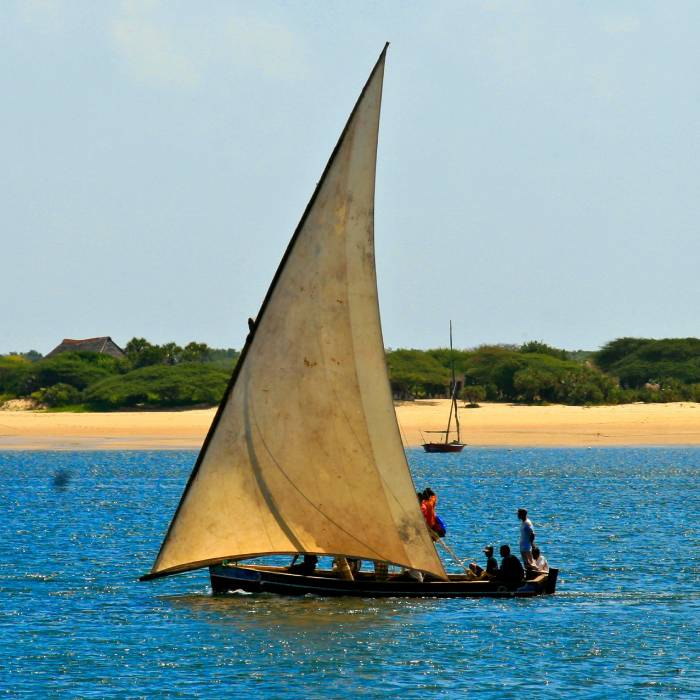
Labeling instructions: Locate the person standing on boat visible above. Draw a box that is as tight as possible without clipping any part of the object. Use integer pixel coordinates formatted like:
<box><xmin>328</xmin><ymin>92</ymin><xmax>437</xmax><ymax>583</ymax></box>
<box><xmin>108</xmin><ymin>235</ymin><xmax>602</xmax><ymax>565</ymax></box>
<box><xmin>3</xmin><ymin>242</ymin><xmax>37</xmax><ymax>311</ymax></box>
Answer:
<box><xmin>517</xmin><ymin>508</ymin><xmax>535</xmax><ymax>569</ymax></box>
<box><xmin>400</xmin><ymin>488</ymin><xmax>440</xmax><ymax>583</ymax></box>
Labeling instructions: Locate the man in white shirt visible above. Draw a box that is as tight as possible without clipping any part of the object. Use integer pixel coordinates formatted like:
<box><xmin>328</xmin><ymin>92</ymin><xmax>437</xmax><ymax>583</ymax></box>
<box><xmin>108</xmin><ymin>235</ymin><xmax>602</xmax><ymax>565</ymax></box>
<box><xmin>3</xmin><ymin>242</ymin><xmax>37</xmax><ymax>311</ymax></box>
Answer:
<box><xmin>518</xmin><ymin>508</ymin><xmax>535</xmax><ymax>569</ymax></box>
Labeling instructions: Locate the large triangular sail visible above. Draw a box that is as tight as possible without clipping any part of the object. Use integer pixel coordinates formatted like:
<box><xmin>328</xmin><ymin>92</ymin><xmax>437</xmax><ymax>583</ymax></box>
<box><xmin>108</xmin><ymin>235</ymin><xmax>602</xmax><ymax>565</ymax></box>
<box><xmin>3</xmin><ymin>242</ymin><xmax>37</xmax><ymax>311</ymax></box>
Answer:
<box><xmin>142</xmin><ymin>45</ymin><xmax>446</xmax><ymax>582</ymax></box>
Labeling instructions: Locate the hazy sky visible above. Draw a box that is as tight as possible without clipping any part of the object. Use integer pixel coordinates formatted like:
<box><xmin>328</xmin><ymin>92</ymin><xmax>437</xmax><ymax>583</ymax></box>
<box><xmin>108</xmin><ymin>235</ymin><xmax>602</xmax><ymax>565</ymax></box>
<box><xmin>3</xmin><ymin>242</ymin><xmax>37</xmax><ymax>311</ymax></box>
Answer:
<box><xmin>3</xmin><ymin>1</ymin><xmax>699</xmax><ymax>354</ymax></box>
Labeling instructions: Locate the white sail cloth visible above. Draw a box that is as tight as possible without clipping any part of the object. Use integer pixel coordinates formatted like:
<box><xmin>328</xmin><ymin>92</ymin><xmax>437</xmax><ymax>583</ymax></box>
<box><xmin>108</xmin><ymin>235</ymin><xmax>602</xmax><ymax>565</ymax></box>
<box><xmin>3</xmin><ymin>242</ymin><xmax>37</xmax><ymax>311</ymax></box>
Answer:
<box><xmin>147</xmin><ymin>48</ymin><xmax>446</xmax><ymax>581</ymax></box>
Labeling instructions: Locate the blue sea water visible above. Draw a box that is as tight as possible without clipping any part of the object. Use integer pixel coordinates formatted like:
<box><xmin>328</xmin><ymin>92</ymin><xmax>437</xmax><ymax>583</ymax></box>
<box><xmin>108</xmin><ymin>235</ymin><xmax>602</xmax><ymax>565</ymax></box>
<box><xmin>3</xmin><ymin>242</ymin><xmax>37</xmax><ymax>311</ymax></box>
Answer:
<box><xmin>1</xmin><ymin>447</ymin><xmax>699</xmax><ymax>698</ymax></box>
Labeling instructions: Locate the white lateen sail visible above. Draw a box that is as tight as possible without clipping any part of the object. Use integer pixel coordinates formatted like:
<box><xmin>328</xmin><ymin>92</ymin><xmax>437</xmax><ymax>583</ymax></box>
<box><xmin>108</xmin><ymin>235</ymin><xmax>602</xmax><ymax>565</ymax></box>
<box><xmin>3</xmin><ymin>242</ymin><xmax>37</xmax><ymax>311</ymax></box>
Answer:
<box><xmin>143</xmin><ymin>45</ymin><xmax>447</xmax><ymax>582</ymax></box>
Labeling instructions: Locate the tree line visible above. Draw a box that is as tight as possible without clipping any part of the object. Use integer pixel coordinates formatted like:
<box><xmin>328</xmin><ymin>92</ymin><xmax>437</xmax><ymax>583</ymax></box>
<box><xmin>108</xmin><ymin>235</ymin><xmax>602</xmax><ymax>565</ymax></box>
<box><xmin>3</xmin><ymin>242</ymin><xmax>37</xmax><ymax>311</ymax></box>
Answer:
<box><xmin>1</xmin><ymin>336</ymin><xmax>700</xmax><ymax>410</ymax></box>
<box><xmin>387</xmin><ymin>337</ymin><xmax>700</xmax><ymax>405</ymax></box>
<box><xmin>0</xmin><ymin>338</ymin><xmax>238</xmax><ymax>410</ymax></box>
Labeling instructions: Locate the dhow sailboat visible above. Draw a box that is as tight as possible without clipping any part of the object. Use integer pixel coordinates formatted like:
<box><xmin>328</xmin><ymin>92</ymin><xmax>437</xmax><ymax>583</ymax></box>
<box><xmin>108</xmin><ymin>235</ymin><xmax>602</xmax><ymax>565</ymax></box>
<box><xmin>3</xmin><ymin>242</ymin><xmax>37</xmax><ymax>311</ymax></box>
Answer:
<box><xmin>141</xmin><ymin>45</ymin><xmax>557</xmax><ymax>598</ymax></box>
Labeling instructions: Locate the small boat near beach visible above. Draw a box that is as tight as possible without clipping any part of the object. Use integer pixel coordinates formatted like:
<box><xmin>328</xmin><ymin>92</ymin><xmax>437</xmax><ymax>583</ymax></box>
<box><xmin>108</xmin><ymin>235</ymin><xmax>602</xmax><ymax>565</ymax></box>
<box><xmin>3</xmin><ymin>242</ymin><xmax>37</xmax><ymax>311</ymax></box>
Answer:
<box><xmin>140</xmin><ymin>45</ymin><xmax>557</xmax><ymax>599</ymax></box>
<box><xmin>421</xmin><ymin>321</ymin><xmax>466</xmax><ymax>453</ymax></box>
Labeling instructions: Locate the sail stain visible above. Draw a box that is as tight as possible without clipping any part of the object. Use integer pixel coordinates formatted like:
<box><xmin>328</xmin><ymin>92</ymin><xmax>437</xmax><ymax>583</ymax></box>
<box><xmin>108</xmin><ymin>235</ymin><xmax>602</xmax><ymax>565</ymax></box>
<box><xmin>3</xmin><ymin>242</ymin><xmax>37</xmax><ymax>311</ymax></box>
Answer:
<box><xmin>396</xmin><ymin>516</ymin><xmax>423</xmax><ymax>546</ymax></box>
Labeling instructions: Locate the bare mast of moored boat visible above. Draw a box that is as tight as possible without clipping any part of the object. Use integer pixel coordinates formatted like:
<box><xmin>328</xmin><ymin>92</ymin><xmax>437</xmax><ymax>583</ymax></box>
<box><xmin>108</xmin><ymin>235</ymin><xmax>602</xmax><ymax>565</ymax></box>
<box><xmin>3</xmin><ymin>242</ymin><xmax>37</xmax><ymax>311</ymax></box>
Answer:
<box><xmin>444</xmin><ymin>321</ymin><xmax>462</xmax><ymax>445</ymax></box>
<box><xmin>421</xmin><ymin>321</ymin><xmax>466</xmax><ymax>453</ymax></box>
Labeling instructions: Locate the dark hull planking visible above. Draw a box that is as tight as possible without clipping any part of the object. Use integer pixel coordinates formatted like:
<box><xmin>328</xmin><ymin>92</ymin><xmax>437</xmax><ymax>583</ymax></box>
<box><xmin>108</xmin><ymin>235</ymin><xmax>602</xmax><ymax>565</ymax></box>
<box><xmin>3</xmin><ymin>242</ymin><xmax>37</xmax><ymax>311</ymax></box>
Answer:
<box><xmin>209</xmin><ymin>564</ymin><xmax>558</xmax><ymax>598</ymax></box>
<box><xmin>422</xmin><ymin>442</ymin><xmax>466</xmax><ymax>453</ymax></box>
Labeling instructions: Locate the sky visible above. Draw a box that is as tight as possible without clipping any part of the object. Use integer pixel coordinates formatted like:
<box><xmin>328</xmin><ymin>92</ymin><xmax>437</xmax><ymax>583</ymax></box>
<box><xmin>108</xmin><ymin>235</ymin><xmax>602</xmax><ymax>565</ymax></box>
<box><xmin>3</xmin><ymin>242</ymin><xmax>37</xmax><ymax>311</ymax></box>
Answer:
<box><xmin>2</xmin><ymin>1</ymin><xmax>699</xmax><ymax>354</ymax></box>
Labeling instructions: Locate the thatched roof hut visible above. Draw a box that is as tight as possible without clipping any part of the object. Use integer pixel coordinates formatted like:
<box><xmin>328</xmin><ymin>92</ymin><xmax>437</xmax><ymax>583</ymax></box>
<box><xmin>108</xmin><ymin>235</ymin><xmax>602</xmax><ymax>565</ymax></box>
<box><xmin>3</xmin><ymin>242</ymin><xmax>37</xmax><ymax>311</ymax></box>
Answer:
<box><xmin>46</xmin><ymin>337</ymin><xmax>125</xmax><ymax>360</ymax></box>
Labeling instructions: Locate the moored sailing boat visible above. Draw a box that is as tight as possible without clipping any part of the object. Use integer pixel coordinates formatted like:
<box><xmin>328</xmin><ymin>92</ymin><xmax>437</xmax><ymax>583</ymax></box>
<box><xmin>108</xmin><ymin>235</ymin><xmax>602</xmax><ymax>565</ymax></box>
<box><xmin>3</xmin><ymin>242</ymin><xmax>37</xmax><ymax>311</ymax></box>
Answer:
<box><xmin>421</xmin><ymin>321</ymin><xmax>466</xmax><ymax>453</ymax></box>
<box><xmin>141</xmin><ymin>45</ymin><xmax>556</xmax><ymax>598</ymax></box>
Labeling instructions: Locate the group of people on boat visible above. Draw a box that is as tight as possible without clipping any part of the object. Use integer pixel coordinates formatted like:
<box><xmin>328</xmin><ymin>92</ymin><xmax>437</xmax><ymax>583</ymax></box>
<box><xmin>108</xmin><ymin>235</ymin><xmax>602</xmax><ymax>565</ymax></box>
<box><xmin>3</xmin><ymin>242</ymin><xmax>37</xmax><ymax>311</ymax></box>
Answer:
<box><xmin>420</xmin><ymin>490</ymin><xmax>549</xmax><ymax>586</ymax></box>
<box><xmin>466</xmin><ymin>508</ymin><xmax>549</xmax><ymax>588</ymax></box>
<box><xmin>286</xmin><ymin>491</ymin><xmax>549</xmax><ymax>590</ymax></box>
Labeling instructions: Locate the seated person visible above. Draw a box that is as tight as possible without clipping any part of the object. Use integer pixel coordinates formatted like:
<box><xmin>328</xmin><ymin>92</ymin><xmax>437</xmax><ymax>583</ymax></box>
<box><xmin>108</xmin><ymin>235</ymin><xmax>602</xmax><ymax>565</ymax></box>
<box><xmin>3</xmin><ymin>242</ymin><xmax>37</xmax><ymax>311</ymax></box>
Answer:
<box><xmin>398</xmin><ymin>567</ymin><xmax>424</xmax><ymax>582</ymax></box>
<box><xmin>332</xmin><ymin>556</ymin><xmax>355</xmax><ymax>580</ymax></box>
<box><xmin>497</xmin><ymin>544</ymin><xmax>525</xmax><ymax>590</ymax></box>
<box><xmin>373</xmin><ymin>560</ymin><xmax>389</xmax><ymax>580</ymax></box>
<box><xmin>347</xmin><ymin>558</ymin><xmax>362</xmax><ymax>574</ymax></box>
<box><xmin>288</xmin><ymin>554</ymin><xmax>318</xmax><ymax>575</ymax></box>
<box><xmin>468</xmin><ymin>545</ymin><xmax>499</xmax><ymax>580</ymax></box>
<box><xmin>531</xmin><ymin>545</ymin><xmax>549</xmax><ymax>573</ymax></box>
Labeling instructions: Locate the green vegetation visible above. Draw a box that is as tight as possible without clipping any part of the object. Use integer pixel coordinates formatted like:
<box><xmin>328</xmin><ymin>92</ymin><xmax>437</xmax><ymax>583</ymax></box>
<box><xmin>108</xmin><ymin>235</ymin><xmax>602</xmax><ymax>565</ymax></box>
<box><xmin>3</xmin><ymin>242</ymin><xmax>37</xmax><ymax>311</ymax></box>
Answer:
<box><xmin>0</xmin><ymin>339</ymin><xmax>239</xmax><ymax>410</ymax></box>
<box><xmin>386</xmin><ymin>350</ymin><xmax>450</xmax><ymax>399</ymax></box>
<box><xmin>2</xmin><ymin>336</ymin><xmax>700</xmax><ymax>410</ymax></box>
<box><xmin>123</xmin><ymin>338</ymin><xmax>239</xmax><ymax>369</ymax></box>
<box><xmin>0</xmin><ymin>355</ymin><xmax>33</xmax><ymax>396</ymax></box>
<box><xmin>596</xmin><ymin>337</ymin><xmax>700</xmax><ymax>387</ymax></box>
<box><xmin>390</xmin><ymin>338</ymin><xmax>700</xmax><ymax>405</ymax></box>
<box><xmin>462</xmin><ymin>384</ymin><xmax>486</xmax><ymax>407</ymax></box>
<box><xmin>83</xmin><ymin>364</ymin><xmax>230</xmax><ymax>409</ymax></box>
<box><xmin>462</xmin><ymin>344</ymin><xmax>617</xmax><ymax>405</ymax></box>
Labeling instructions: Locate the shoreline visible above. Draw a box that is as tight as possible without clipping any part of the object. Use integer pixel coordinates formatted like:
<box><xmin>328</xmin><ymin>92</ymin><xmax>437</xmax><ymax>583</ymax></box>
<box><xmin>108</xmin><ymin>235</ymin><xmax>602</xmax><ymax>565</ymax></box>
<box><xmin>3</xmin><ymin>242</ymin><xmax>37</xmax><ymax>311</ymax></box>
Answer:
<box><xmin>1</xmin><ymin>401</ymin><xmax>699</xmax><ymax>450</ymax></box>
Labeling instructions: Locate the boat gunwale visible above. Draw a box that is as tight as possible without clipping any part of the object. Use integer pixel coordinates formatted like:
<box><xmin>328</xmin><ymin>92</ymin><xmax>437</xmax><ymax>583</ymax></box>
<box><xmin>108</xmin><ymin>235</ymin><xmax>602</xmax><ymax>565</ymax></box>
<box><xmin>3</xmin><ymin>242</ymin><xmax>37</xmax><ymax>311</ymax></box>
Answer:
<box><xmin>209</xmin><ymin>563</ymin><xmax>556</xmax><ymax>598</ymax></box>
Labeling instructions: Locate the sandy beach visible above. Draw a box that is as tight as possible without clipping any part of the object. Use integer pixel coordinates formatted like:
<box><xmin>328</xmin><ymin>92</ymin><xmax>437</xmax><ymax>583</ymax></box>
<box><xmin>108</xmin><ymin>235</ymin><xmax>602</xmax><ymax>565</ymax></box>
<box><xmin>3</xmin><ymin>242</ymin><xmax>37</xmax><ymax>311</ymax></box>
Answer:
<box><xmin>1</xmin><ymin>400</ymin><xmax>699</xmax><ymax>450</ymax></box>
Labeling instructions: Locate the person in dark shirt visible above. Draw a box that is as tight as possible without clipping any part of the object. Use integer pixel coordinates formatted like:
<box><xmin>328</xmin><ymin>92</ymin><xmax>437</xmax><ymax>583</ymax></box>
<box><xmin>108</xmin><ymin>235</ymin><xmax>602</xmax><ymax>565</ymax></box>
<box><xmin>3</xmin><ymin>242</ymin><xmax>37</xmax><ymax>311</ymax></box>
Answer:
<box><xmin>498</xmin><ymin>544</ymin><xmax>525</xmax><ymax>590</ymax></box>
<box><xmin>484</xmin><ymin>546</ymin><xmax>499</xmax><ymax>576</ymax></box>
<box><xmin>288</xmin><ymin>554</ymin><xmax>318</xmax><ymax>575</ymax></box>
<box><xmin>468</xmin><ymin>544</ymin><xmax>499</xmax><ymax>579</ymax></box>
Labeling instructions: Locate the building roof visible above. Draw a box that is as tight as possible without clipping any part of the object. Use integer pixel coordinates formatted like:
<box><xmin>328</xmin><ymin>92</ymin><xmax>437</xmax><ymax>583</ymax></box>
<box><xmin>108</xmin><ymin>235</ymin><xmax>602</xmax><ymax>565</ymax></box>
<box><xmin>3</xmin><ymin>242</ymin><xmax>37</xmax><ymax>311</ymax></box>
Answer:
<box><xmin>46</xmin><ymin>337</ymin><xmax>126</xmax><ymax>359</ymax></box>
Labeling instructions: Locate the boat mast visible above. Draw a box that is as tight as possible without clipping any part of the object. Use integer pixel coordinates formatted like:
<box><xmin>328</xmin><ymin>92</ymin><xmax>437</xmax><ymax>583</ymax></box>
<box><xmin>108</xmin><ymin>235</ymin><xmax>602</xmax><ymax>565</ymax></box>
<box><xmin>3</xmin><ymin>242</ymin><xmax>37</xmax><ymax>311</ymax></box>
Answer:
<box><xmin>443</xmin><ymin>320</ymin><xmax>460</xmax><ymax>444</ymax></box>
<box><xmin>451</xmin><ymin>321</ymin><xmax>461</xmax><ymax>443</ymax></box>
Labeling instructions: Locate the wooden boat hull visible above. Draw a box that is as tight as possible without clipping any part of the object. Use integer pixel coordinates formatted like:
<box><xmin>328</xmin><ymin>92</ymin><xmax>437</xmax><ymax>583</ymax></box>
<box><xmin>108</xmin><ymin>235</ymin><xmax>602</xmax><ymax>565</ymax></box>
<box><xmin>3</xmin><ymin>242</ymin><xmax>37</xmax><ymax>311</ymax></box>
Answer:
<box><xmin>422</xmin><ymin>442</ymin><xmax>466</xmax><ymax>453</ymax></box>
<box><xmin>209</xmin><ymin>564</ymin><xmax>558</xmax><ymax>598</ymax></box>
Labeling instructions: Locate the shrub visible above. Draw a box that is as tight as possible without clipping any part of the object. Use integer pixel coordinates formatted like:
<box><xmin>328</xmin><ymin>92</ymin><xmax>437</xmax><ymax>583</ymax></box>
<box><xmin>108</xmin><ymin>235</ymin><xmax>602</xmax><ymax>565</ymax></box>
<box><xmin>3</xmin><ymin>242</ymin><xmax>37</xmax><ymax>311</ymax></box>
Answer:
<box><xmin>519</xmin><ymin>341</ymin><xmax>568</xmax><ymax>360</ymax></box>
<box><xmin>464</xmin><ymin>346</ymin><xmax>526</xmax><ymax>400</ymax></box>
<box><xmin>28</xmin><ymin>352</ymin><xmax>118</xmax><ymax>392</ymax></box>
<box><xmin>513</xmin><ymin>367</ymin><xmax>555</xmax><ymax>403</ymax></box>
<box><xmin>386</xmin><ymin>349</ymin><xmax>450</xmax><ymax>398</ymax></box>
<box><xmin>595</xmin><ymin>337</ymin><xmax>700</xmax><ymax>387</ymax></box>
<box><xmin>33</xmin><ymin>383</ymin><xmax>82</xmax><ymax>407</ymax></box>
<box><xmin>83</xmin><ymin>364</ymin><xmax>230</xmax><ymax>409</ymax></box>
<box><xmin>461</xmin><ymin>384</ymin><xmax>486</xmax><ymax>406</ymax></box>
<box><xmin>0</xmin><ymin>356</ymin><xmax>33</xmax><ymax>396</ymax></box>
<box><xmin>595</xmin><ymin>338</ymin><xmax>653</xmax><ymax>372</ymax></box>
<box><xmin>687</xmin><ymin>384</ymin><xmax>700</xmax><ymax>402</ymax></box>
<box><xmin>124</xmin><ymin>338</ymin><xmax>167</xmax><ymax>368</ymax></box>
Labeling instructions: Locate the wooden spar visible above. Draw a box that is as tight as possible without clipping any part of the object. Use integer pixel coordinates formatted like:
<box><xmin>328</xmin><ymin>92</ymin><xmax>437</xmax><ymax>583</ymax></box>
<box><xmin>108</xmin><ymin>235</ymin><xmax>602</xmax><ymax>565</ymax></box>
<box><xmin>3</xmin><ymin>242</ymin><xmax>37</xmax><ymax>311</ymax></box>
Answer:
<box><xmin>441</xmin><ymin>320</ymin><xmax>461</xmax><ymax>444</ymax></box>
<box><xmin>437</xmin><ymin>538</ymin><xmax>471</xmax><ymax>575</ymax></box>
<box><xmin>444</xmin><ymin>394</ymin><xmax>454</xmax><ymax>444</ymax></box>
<box><xmin>451</xmin><ymin>320</ymin><xmax>461</xmax><ymax>443</ymax></box>
<box><xmin>443</xmin><ymin>321</ymin><xmax>454</xmax><ymax>444</ymax></box>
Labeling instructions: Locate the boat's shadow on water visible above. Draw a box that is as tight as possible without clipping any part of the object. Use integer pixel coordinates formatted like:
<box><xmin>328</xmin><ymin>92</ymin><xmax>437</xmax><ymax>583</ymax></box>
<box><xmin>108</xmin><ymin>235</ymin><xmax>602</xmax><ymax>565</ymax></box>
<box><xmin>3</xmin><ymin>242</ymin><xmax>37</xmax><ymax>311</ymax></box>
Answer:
<box><xmin>160</xmin><ymin>583</ymin><xmax>700</xmax><ymax>630</ymax></box>
<box><xmin>160</xmin><ymin>591</ymin><xmax>451</xmax><ymax>629</ymax></box>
